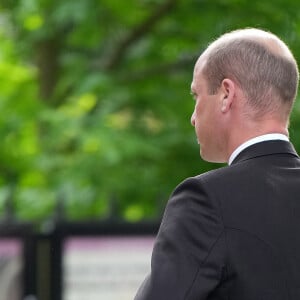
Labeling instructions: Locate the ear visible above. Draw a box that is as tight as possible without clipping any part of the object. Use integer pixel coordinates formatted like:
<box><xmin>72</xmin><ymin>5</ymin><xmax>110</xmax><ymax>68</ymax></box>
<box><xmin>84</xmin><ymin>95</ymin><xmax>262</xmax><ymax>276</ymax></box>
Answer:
<box><xmin>220</xmin><ymin>78</ymin><xmax>235</xmax><ymax>113</ymax></box>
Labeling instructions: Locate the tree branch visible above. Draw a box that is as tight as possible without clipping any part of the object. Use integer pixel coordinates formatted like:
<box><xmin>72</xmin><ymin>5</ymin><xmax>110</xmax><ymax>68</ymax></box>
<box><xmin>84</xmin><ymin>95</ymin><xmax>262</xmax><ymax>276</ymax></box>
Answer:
<box><xmin>118</xmin><ymin>54</ymin><xmax>198</xmax><ymax>83</ymax></box>
<box><xmin>35</xmin><ymin>36</ymin><xmax>62</xmax><ymax>102</ymax></box>
<box><xmin>103</xmin><ymin>0</ymin><xmax>177</xmax><ymax>70</ymax></box>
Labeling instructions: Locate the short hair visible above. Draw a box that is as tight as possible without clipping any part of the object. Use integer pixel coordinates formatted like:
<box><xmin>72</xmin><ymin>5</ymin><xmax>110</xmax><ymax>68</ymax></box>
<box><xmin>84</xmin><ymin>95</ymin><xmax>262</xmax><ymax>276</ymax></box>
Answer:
<box><xmin>202</xmin><ymin>29</ymin><xmax>299</xmax><ymax>115</ymax></box>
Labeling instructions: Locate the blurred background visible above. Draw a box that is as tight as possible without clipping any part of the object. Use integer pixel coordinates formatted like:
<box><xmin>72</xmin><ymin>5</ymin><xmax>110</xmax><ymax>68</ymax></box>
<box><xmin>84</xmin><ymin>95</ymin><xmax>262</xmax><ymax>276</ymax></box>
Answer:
<box><xmin>1</xmin><ymin>0</ymin><xmax>300</xmax><ymax>299</ymax></box>
<box><xmin>1</xmin><ymin>0</ymin><xmax>300</xmax><ymax>223</ymax></box>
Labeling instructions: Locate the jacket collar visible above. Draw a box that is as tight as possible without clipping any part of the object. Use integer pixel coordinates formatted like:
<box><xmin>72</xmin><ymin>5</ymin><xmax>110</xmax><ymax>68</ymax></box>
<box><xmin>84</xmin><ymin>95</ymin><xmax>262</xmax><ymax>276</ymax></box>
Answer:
<box><xmin>231</xmin><ymin>140</ymin><xmax>299</xmax><ymax>165</ymax></box>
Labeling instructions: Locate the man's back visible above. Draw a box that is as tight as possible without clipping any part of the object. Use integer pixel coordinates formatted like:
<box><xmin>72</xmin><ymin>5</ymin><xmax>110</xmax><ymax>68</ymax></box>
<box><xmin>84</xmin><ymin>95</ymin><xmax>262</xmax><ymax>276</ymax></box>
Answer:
<box><xmin>135</xmin><ymin>140</ymin><xmax>300</xmax><ymax>300</ymax></box>
<box><xmin>200</xmin><ymin>140</ymin><xmax>300</xmax><ymax>299</ymax></box>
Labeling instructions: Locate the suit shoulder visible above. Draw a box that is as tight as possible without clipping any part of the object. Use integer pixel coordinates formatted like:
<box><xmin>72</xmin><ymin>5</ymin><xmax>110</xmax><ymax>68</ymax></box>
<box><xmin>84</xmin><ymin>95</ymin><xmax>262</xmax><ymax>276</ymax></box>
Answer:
<box><xmin>194</xmin><ymin>164</ymin><xmax>232</xmax><ymax>182</ymax></box>
<box><xmin>169</xmin><ymin>166</ymin><xmax>229</xmax><ymax>197</ymax></box>
<box><xmin>169</xmin><ymin>166</ymin><xmax>231</xmax><ymax>206</ymax></box>
<box><xmin>190</xmin><ymin>162</ymin><xmax>251</xmax><ymax>188</ymax></box>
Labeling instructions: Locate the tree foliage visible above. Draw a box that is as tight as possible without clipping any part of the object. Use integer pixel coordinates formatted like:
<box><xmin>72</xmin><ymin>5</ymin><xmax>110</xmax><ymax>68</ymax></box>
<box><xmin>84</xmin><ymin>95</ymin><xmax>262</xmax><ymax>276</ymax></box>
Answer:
<box><xmin>0</xmin><ymin>0</ymin><xmax>300</xmax><ymax>224</ymax></box>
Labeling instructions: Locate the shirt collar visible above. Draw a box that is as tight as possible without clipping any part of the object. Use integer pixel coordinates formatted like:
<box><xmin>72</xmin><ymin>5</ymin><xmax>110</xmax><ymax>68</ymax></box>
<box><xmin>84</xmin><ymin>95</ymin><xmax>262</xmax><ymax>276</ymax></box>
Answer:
<box><xmin>228</xmin><ymin>133</ymin><xmax>289</xmax><ymax>165</ymax></box>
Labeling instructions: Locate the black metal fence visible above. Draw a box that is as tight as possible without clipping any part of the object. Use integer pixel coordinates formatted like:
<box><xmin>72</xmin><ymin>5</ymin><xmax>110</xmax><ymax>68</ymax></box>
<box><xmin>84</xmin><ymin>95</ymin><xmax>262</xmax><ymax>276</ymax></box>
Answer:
<box><xmin>0</xmin><ymin>221</ymin><xmax>159</xmax><ymax>300</ymax></box>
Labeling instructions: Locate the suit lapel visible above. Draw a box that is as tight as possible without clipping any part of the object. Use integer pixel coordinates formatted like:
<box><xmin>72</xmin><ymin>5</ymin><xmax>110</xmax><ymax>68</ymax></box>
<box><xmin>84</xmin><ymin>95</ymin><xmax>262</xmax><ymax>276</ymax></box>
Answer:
<box><xmin>231</xmin><ymin>140</ymin><xmax>299</xmax><ymax>165</ymax></box>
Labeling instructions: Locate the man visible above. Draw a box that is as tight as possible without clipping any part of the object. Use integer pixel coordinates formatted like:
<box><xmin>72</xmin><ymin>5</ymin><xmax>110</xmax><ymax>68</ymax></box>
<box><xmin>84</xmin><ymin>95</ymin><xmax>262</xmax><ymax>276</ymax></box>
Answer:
<box><xmin>134</xmin><ymin>28</ymin><xmax>300</xmax><ymax>299</ymax></box>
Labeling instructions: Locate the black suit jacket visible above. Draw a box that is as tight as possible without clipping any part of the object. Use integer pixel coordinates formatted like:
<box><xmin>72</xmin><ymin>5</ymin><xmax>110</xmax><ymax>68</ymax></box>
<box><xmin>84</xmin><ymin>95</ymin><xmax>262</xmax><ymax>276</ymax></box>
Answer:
<box><xmin>134</xmin><ymin>140</ymin><xmax>300</xmax><ymax>300</ymax></box>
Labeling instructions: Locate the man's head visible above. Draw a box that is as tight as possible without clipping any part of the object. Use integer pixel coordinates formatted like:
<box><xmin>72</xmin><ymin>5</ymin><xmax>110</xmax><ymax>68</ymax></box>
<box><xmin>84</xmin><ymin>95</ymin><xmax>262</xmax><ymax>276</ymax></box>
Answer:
<box><xmin>191</xmin><ymin>28</ymin><xmax>299</xmax><ymax>163</ymax></box>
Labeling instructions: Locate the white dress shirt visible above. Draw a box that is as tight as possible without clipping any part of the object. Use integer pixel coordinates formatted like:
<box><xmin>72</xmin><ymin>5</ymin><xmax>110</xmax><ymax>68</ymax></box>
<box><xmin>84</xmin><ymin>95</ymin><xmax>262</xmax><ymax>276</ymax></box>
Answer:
<box><xmin>228</xmin><ymin>133</ymin><xmax>289</xmax><ymax>165</ymax></box>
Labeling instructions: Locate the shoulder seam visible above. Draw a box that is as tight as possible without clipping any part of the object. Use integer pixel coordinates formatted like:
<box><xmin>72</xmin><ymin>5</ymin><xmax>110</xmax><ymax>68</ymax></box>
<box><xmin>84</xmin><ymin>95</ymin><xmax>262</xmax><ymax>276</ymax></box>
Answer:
<box><xmin>183</xmin><ymin>229</ymin><xmax>225</xmax><ymax>300</ymax></box>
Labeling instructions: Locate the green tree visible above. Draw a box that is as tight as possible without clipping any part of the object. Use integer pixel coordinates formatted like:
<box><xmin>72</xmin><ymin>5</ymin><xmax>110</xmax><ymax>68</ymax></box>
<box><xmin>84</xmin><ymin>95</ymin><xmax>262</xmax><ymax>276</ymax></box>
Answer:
<box><xmin>0</xmin><ymin>0</ymin><xmax>300</xmax><ymax>224</ymax></box>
